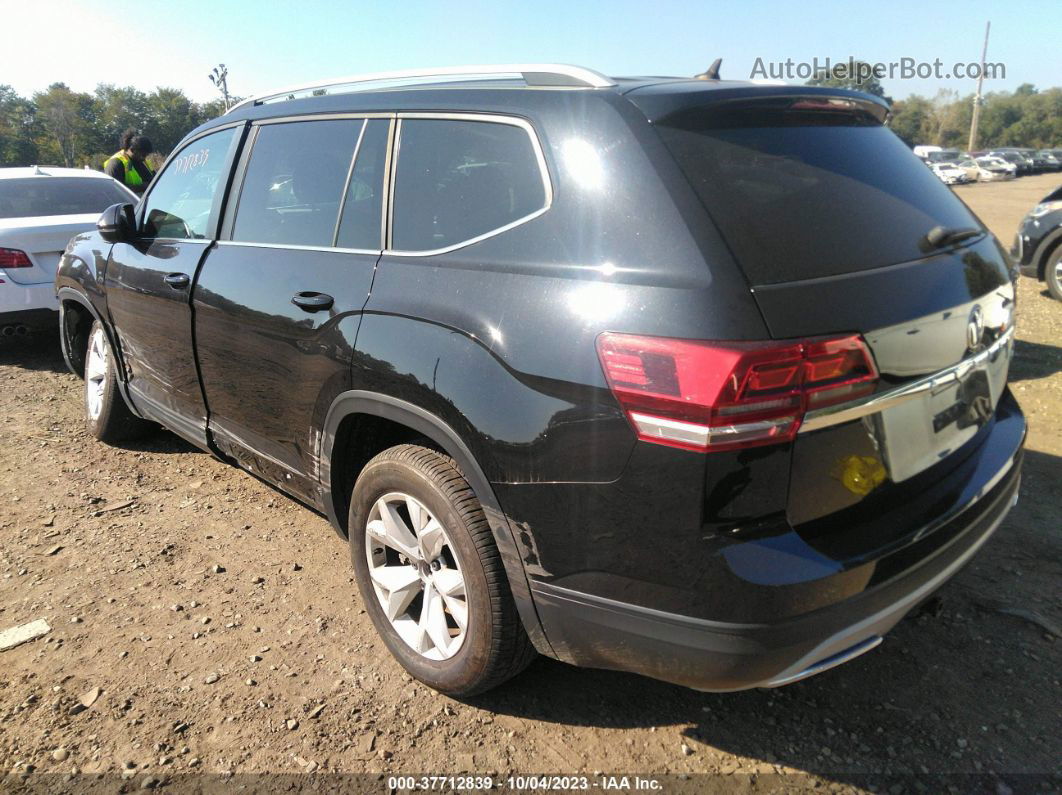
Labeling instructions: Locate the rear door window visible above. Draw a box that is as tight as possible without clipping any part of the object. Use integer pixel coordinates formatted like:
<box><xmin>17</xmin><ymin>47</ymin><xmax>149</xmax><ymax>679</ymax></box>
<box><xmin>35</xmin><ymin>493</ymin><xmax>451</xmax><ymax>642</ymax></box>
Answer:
<box><xmin>656</xmin><ymin>101</ymin><xmax>980</xmax><ymax>284</ymax></box>
<box><xmin>391</xmin><ymin>118</ymin><xmax>548</xmax><ymax>252</ymax></box>
<box><xmin>232</xmin><ymin>119</ymin><xmax>362</xmax><ymax>247</ymax></box>
<box><xmin>335</xmin><ymin>119</ymin><xmax>389</xmax><ymax>250</ymax></box>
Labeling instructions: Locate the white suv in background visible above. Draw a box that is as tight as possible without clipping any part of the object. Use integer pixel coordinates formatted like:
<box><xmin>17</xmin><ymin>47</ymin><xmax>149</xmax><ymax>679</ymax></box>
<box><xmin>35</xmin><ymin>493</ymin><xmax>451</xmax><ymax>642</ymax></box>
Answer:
<box><xmin>0</xmin><ymin>166</ymin><xmax>136</xmax><ymax>337</ymax></box>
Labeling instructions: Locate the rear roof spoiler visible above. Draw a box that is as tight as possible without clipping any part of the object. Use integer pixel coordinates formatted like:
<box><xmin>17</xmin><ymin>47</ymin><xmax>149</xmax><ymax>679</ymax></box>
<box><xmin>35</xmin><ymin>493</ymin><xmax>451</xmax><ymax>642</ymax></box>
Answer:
<box><xmin>624</xmin><ymin>84</ymin><xmax>890</xmax><ymax>125</ymax></box>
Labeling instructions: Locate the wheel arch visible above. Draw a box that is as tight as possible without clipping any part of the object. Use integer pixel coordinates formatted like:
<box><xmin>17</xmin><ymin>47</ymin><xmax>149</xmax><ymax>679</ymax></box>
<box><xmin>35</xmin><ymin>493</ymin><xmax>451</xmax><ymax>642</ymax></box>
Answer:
<box><xmin>320</xmin><ymin>390</ymin><xmax>553</xmax><ymax>656</ymax></box>
<box><xmin>56</xmin><ymin>287</ymin><xmax>144</xmax><ymax>418</ymax></box>
<box><xmin>1032</xmin><ymin>226</ymin><xmax>1062</xmax><ymax>280</ymax></box>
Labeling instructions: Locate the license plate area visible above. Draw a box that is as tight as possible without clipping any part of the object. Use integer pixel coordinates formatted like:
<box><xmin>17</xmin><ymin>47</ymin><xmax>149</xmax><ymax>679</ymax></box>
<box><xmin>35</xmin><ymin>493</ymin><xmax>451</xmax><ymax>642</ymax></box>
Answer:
<box><xmin>878</xmin><ymin>345</ymin><xmax>1009</xmax><ymax>483</ymax></box>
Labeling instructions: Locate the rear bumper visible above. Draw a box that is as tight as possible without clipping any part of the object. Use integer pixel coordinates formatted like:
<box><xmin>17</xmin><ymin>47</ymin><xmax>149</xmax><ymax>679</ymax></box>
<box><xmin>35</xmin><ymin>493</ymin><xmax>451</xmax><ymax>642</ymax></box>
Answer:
<box><xmin>530</xmin><ymin>412</ymin><xmax>1024</xmax><ymax>691</ymax></box>
<box><xmin>0</xmin><ymin>307</ymin><xmax>58</xmax><ymax>331</ymax></box>
<box><xmin>0</xmin><ymin>279</ymin><xmax>59</xmax><ymax>322</ymax></box>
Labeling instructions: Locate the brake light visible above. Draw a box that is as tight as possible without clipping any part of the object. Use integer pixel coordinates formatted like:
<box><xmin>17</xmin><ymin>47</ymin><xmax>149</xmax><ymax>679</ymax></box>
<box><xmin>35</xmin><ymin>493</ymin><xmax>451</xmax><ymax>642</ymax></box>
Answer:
<box><xmin>596</xmin><ymin>332</ymin><xmax>878</xmax><ymax>452</ymax></box>
<box><xmin>0</xmin><ymin>248</ymin><xmax>32</xmax><ymax>268</ymax></box>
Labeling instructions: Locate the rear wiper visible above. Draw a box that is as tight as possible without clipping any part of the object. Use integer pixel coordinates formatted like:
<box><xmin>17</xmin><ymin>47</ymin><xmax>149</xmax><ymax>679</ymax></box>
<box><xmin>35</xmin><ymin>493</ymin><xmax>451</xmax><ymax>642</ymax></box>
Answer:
<box><xmin>920</xmin><ymin>225</ymin><xmax>982</xmax><ymax>252</ymax></box>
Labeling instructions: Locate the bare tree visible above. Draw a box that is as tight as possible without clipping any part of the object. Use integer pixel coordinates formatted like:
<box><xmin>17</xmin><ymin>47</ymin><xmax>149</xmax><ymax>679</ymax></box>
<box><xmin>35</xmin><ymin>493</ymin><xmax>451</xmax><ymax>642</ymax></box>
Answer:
<box><xmin>930</xmin><ymin>89</ymin><xmax>962</xmax><ymax>146</ymax></box>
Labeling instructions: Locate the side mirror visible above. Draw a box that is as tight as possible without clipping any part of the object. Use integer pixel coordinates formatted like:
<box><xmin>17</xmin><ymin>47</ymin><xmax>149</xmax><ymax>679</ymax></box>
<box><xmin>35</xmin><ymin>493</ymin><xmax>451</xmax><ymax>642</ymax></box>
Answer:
<box><xmin>97</xmin><ymin>203</ymin><xmax>136</xmax><ymax>243</ymax></box>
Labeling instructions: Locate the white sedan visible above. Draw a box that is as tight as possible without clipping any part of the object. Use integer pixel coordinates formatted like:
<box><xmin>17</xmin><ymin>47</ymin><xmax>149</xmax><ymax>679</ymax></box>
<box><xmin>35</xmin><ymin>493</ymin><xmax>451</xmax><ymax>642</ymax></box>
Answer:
<box><xmin>1</xmin><ymin>166</ymin><xmax>136</xmax><ymax>336</ymax></box>
<box><xmin>976</xmin><ymin>156</ymin><xmax>1017</xmax><ymax>180</ymax></box>
<box><xmin>930</xmin><ymin>162</ymin><xmax>969</xmax><ymax>185</ymax></box>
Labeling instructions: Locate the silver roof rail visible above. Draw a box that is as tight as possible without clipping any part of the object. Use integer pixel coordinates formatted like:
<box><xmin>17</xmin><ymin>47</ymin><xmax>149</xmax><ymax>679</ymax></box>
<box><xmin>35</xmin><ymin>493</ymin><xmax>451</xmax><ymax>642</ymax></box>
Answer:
<box><xmin>226</xmin><ymin>64</ymin><xmax>616</xmax><ymax>114</ymax></box>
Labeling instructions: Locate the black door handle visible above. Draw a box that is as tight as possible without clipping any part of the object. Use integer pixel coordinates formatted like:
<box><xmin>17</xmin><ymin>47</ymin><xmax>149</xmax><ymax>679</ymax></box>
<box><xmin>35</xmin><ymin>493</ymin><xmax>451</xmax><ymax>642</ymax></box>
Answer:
<box><xmin>292</xmin><ymin>291</ymin><xmax>334</xmax><ymax>312</ymax></box>
<box><xmin>164</xmin><ymin>272</ymin><xmax>190</xmax><ymax>289</ymax></box>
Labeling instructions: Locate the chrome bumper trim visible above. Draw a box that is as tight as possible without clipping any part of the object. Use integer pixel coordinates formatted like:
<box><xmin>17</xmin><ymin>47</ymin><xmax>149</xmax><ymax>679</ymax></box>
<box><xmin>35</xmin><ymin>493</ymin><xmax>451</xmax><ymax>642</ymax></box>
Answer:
<box><xmin>755</xmin><ymin>466</ymin><xmax>1018</xmax><ymax>690</ymax></box>
<box><xmin>764</xmin><ymin>635</ymin><xmax>883</xmax><ymax>688</ymax></box>
<box><xmin>800</xmin><ymin>327</ymin><xmax>1015</xmax><ymax>434</ymax></box>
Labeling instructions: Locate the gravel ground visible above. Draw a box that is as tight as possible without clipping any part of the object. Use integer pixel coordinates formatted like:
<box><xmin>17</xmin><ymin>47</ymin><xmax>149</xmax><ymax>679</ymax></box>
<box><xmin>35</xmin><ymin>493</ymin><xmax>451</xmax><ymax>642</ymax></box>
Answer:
<box><xmin>0</xmin><ymin>175</ymin><xmax>1059</xmax><ymax>792</ymax></box>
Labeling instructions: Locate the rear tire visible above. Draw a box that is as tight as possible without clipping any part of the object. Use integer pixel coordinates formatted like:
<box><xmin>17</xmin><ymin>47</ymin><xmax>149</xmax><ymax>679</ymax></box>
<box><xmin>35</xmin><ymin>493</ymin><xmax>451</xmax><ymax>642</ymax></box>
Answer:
<box><xmin>1046</xmin><ymin>248</ymin><xmax>1062</xmax><ymax>301</ymax></box>
<box><xmin>84</xmin><ymin>320</ymin><xmax>152</xmax><ymax>443</ymax></box>
<box><xmin>349</xmin><ymin>444</ymin><xmax>535</xmax><ymax>696</ymax></box>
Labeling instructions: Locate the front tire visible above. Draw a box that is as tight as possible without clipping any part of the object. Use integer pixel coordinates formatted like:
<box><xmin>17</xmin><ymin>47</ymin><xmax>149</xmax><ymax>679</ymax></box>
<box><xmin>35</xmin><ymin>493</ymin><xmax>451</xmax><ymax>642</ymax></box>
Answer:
<box><xmin>1046</xmin><ymin>248</ymin><xmax>1062</xmax><ymax>301</ymax></box>
<box><xmin>349</xmin><ymin>444</ymin><xmax>535</xmax><ymax>696</ymax></box>
<box><xmin>84</xmin><ymin>321</ymin><xmax>152</xmax><ymax>443</ymax></box>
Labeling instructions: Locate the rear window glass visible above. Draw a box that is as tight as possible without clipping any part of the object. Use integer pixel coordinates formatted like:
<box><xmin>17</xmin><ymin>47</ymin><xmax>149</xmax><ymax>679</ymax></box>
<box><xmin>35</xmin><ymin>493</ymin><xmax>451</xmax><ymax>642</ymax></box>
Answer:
<box><xmin>0</xmin><ymin>178</ymin><xmax>132</xmax><ymax>219</ymax></box>
<box><xmin>656</xmin><ymin>103</ymin><xmax>979</xmax><ymax>284</ymax></box>
<box><xmin>392</xmin><ymin>119</ymin><xmax>547</xmax><ymax>252</ymax></box>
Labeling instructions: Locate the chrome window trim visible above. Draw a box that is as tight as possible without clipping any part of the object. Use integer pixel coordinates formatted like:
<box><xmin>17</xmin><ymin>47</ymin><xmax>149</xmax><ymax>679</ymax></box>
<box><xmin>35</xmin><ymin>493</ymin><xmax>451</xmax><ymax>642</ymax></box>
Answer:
<box><xmin>332</xmin><ymin>119</ymin><xmax>369</xmax><ymax>247</ymax></box>
<box><xmin>385</xmin><ymin>112</ymin><xmax>553</xmax><ymax>257</ymax></box>
<box><xmin>215</xmin><ymin>240</ymin><xmax>381</xmax><ymax>256</ymax></box>
<box><xmin>384</xmin><ymin>118</ymin><xmax>400</xmax><ymax>253</ymax></box>
<box><xmin>799</xmin><ymin>326</ymin><xmax>1015</xmax><ymax>434</ymax></box>
<box><xmin>224</xmin><ymin>123</ymin><xmax>261</xmax><ymax>241</ymax></box>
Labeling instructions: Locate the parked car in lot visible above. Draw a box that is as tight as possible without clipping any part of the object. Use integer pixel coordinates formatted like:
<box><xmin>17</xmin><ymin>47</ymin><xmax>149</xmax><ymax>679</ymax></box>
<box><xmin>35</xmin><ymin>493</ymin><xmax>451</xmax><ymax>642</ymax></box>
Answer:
<box><xmin>912</xmin><ymin>144</ymin><xmax>942</xmax><ymax>160</ymax></box>
<box><xmin>1034</xmin><ymin>150</ymin><xmax>1061</xmax><ymax>171</ymax></box>
<box><xmin>1</xmin><ymin>167</ymin><xmax>135</xmax><ymax>336</ymax></box>
<box><xmin>989</xmin><ymin>150</ymin><xmax>1033</xmax><ymax>175</ymax></box>
<box><xmin>951</xmin><ymin>157</ymin><xmax>1007</xmax><ymax>182</ymax></box>
<box><xmin>930</xmin><ymin>161</ymin><xmax>969</xmax><ymax>184</ymax></box>
<box><xmin>1013</xmin><ymin>184</ymin><xmax>1062</xmax><ymax>300</ymax></box>
<box><xmin>976</xmin><ymin>156</ymin><xmax>1017</xmax><ymax>180</ymax></box>
<box><xmin>56</xmin><ymin>65</ymin><xmax>1025</xmax><ymax>696</ymax></box>
<box><xmin>926</xmin><ymin>148</ymin><xmax>967</xmax><ymax>164</ymax></box>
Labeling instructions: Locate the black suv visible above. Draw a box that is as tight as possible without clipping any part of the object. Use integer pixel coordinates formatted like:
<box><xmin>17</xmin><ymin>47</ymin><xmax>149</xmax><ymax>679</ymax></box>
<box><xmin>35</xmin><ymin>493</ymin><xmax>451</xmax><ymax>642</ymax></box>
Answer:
<box><xmin>56</xmin><ymin>65</ymin><xmax>1025</xmax><ymax>696</ymax></box>
<box><xmin>1014</xmin><ymin>184</ymin><xmax>1062</xmax><ymax>300</ymax></box>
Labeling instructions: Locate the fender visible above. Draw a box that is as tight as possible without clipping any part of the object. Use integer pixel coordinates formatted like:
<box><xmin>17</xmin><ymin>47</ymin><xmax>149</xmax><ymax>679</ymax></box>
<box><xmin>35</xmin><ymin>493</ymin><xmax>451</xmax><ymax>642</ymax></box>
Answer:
<box><xmin>1031</xmin><ymin>225</ymin><xmax>1062</xmax><ymax>280</ymax></box>
<box><xmin>320</xmin><ymin>390</ymin><xmax>554</xmax><ymax>657</ymax></box>
<box><xmin>56</xmin><ymin>287</ymin><xmax>146</xmax><ymax>420</ymax></box>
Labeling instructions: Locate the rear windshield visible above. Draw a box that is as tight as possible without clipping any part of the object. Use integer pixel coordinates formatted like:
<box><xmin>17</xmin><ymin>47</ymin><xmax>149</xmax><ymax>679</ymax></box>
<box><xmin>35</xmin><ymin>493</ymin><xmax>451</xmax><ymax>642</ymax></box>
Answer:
<box><xmin>656</xmin><ymin>102</ymin><xmax>980</xmax><ymax>284</ymax></box>
<box><xmin>0</xmin><ymin>177</ymin><xmax>132</xmax><ymax>220</ymax></box>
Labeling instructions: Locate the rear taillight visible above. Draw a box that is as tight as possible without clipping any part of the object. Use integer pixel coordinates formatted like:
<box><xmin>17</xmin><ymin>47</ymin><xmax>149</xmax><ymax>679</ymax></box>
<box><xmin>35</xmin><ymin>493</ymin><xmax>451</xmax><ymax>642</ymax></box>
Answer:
<box><xmin>596</xmin><ymin>332</ymin><xmax>878</xmax><ymax>452</ymax></box>
<box><xmin>0</xmin><ymin>248</ymin><xmax>32</xmax><ymax>268</ymax></box>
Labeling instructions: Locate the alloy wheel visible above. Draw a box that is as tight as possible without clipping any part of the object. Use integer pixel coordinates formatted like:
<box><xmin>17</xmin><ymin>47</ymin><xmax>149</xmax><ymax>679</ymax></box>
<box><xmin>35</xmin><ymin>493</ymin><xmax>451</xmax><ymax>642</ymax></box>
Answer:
<box><xmin>85</xmin><ymin>326</ymin><xmax>108</xmax><ymax>421</ymax></box>
<box><xmin>364</xmin><ymin>492</ymin><xmax>469</xmax><ymax>660</ymax></box>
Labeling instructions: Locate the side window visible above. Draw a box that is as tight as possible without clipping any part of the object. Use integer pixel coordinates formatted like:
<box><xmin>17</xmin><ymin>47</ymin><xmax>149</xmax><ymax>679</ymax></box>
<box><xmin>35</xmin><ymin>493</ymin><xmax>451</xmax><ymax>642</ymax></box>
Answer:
<box><xmin>391</xmin><ymin>119</ymin><xmax>548</xmax><ymax>252</ymax></box>
<box><xmin>336</xmin><ymin>120</ymin><xmax>389</xmax><ymax>249</ymax></box>
<box><xmin>232</xmin><ymin>119</ymin><xmax>362</xmax><ymax>247</ymax></box>
<box><xmin>141</xmin><ymin>127</ymin><xmax>236</xmax><ymax>239</ymax></box>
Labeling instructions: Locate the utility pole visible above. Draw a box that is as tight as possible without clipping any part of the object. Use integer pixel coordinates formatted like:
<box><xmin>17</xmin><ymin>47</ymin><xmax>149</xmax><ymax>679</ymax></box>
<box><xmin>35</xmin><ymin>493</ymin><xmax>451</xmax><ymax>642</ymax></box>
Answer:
<box><xmin>967</xmin><ymin>21</ymin><xmax>990</xmax><ymax>152</ymax></box>
<box><xmin>208</xmin><ymin>64</ymin><xmax>231</xmax><ymax>110</ymax></box>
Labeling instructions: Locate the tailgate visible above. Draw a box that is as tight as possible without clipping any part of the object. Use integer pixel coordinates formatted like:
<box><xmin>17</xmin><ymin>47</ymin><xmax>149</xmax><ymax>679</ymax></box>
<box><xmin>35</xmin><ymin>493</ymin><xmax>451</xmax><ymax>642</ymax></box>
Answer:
<box><xmin>651</xmin><ymin>91</ymin><xmax>1018</xmax><ymax>529</ymax></box>
<box><xmin>783</xmin><ymin>257</ymin><xmax>1015</xmax><ymax>526</ymax></box>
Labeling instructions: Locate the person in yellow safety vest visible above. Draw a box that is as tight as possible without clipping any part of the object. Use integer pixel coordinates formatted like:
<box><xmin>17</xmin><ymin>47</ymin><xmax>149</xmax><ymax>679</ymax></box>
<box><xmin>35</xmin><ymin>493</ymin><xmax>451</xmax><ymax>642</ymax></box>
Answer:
<box><xmin>103</xmin><ymin>130</ymin><xmax>155</xmax><ymax>196</ymax></box>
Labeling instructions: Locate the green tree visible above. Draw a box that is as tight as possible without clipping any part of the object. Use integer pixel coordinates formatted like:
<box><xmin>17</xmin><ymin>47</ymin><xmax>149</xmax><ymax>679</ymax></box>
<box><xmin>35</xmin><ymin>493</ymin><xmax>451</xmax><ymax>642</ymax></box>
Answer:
<box><xmin>806</xmin><ymin>61</ymin><xmax>892</xmax><ymax>103</ymax></box>
<box><xmin>90</xmin><ymin>84</ymin><xmax>150</xmax><ymax>162</ymax></box>
<box><xmin>888</xmin><ymin>95</ymin><xmax>934</xmax><ymax>147</ymax></box>
<box><xmin>143</xmin><ymin>87</ymin><xmax>200</xmax><ymax>156</ymax></box>
<box><xmin>33</xmin><ymin>83</ymin><xmax>93</xmax><ymax>167</ymax></box>
<box><xmin>0</xmin><ymin>85</ymin><xmax>40</xmax><ymax>166</ymax></box>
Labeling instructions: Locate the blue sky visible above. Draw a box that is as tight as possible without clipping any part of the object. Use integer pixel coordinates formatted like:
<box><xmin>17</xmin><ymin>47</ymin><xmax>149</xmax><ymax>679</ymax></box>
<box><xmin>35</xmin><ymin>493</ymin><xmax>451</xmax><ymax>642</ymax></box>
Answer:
<box><xmin>7</xmin><ymin>0</ymin><xmax>1060</xmax><ymax>103</ymax></box>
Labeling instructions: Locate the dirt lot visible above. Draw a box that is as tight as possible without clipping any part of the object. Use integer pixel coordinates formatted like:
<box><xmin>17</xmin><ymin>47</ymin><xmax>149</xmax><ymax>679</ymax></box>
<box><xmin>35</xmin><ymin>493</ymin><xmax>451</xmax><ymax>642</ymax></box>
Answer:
<box><xmin>1</xmin><ymin>175</ymin><xmax>1059</xmax><ymax>792</ymax></box>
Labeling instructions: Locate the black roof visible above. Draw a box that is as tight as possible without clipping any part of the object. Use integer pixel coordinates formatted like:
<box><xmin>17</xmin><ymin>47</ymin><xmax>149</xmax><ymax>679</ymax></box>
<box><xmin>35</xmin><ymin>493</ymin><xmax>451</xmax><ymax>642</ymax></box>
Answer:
<box><xmin>193</xmin><ymin>75</ymin><xmax>890</xmax><ymax>140</ymax></box>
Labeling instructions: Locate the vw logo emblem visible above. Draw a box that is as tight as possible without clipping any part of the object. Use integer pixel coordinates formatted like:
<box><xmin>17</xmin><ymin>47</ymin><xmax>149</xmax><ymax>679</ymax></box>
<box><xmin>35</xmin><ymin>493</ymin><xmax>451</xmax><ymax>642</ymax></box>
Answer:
<box><xmin>966</xmin><ymin>305</ymin><xmax>985</xmax><ymax>351</ymax></box>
